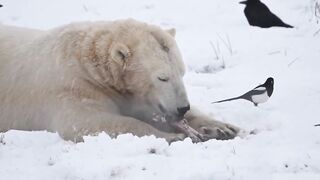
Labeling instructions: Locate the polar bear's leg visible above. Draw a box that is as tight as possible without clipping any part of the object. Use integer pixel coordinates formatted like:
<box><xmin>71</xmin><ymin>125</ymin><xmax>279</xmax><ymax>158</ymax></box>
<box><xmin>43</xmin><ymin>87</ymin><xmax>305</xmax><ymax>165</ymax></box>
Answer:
<box><xmin>184</xmin><ymin>107</ymin><xmax>240</xmax><ymax>140</ymax></box>
<box><xmin>52</xmin><ymin>106</ymin><xmax>185</xmax><ymax>143</ymax></box>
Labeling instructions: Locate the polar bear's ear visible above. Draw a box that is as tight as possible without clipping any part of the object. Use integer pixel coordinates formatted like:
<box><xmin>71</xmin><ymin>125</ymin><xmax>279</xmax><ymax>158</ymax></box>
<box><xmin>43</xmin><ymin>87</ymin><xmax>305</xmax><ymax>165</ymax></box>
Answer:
<box><xmin>110</xmin><ymin>43</ymin><xmax>131</xmax><ymax>64</ymax></box>
<box><xmin>166</xmin><ymin>28</ymin><xmax>176</xmax><ymax>37</ymax></box>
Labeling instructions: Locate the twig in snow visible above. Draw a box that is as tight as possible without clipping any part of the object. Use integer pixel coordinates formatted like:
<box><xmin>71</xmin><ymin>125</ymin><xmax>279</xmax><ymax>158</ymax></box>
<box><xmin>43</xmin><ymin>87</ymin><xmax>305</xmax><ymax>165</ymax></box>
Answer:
<box><xmin>314</xmin><ymin>28</ymin><xmax>320</xmax><ymax>36</ymax></box>
<box><xmin>82</xmin><ymin>4</ymin><xmax>88</xmax><ymax>12</ymax></box>
<box><xmin>0</xmin><ymin>134</ymin><xmax>5</xmax><ymax>145</ymax></box>
<box><xmin>231</xmin><ymin>146</ymin><xmax>236</xmax><ymax>155</ymax></box>
<box><xmin>268</xmin><ymin>50</ymin><xmax>281</xmax><ymax>55</ymax></box>
<box><xmin>288</xmin><ymin>58</ymin><xmax>299</xmax><ymax>67</ymax></box>
<box><xmin>311</xmin><ymin>0</ymin><xmax>320</xmax><ymax>24</ymax></box>
<box><xmin>315</xmin><ymin>1</ymin><xmax>320</xmax><ymax>19</ymax></box>
<box><xmin>221</xmin><ymin>54</ymin><xmax>226</xmax><ymax>69</ymax></box>
<box><xmin>208</xmin><ymin>40</ymin><xmax>225</xmax><ymax>70</ymax></box>
<box><xmin>209</xmin><ymin>40</ymin><xmax>220</xmax><ymax>60</ymax></box>
<box><xmin>226</xmin><ymin>165</ymin><xmax>236</xmax><ymax>176</ymax></box>
<box><xmin>217</xmin><ymin>33</ymin><xmax>234</xmax><ymax>55</ymax></box>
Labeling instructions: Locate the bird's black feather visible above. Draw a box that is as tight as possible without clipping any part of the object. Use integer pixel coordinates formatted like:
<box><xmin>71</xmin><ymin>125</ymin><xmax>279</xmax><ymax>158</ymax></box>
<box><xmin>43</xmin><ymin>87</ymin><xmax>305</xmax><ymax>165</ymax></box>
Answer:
<box><xmin>240</xmin><ymin>0</ymin><xmax>293</xmax><ymax>28</ymax></box>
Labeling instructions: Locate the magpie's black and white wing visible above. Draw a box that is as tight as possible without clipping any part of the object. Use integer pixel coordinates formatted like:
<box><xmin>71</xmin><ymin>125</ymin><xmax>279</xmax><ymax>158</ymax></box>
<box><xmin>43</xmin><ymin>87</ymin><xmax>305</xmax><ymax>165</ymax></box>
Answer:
<box><xmin>249</xmin><ymin>86</ymin><xmax>269</xmax><ymax>104</ymax></box>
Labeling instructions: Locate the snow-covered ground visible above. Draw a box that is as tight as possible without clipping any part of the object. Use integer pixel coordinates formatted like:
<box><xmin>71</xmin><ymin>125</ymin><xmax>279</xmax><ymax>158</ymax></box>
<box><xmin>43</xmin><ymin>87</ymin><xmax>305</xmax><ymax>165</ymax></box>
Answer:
<box><xmin>1</xmin><ymin>0</ymin><xmax>320</xmax><ymax>179</ymax></box>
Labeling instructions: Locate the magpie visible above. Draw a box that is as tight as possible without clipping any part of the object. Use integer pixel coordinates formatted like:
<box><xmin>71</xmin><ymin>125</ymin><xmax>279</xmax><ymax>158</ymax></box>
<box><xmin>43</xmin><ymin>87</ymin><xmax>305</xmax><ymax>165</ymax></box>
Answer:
<box><xmin>212</xmin><ymin>77</ymin><xmax>274</xmax><ymax>106</ymax></box>
<box><xmin>239</xmin><ymin>0</ymin><xmax>293</xmax><ymax>28</ymax></box>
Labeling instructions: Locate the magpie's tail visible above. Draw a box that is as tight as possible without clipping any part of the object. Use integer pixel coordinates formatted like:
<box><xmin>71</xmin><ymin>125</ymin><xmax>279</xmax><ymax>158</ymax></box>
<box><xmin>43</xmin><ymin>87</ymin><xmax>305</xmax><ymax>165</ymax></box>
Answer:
<box><xmin>211</xmin><ymin>96</ymin><xmax>243</xmax><ymax>104</ymax></box>
<box><xmin>315</xmin><ymin>124</ymin><xmax>320</xmax><ymax>127</ymax></box>
<box><xmin>283</xmin><ymin>23</ymin><xmax>294</xmax><ymax>28</ymax></box>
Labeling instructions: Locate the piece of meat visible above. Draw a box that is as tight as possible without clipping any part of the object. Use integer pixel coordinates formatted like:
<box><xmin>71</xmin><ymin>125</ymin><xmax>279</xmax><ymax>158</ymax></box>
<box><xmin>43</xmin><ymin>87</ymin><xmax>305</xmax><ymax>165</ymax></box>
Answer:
<box><xmin>170</xmin><ymin>119</ymin><xmax>209</xmax><ymax>143</ymax></box>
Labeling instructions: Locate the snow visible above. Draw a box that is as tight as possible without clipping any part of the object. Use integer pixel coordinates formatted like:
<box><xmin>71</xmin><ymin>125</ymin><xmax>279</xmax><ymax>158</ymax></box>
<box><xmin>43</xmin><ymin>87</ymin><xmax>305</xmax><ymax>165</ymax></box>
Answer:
<box><xmin>1</xmin><ymin>0</ymin><xmax>320</xmax><ymax>179</ymax></box>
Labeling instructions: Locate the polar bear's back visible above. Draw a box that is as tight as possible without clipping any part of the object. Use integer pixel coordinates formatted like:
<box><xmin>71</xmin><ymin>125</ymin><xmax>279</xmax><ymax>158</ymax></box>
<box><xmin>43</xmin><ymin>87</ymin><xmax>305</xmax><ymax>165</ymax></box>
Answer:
<box><xmin>0</xmin><ymin>25</ymin><xmax>51</xmax><ymax>131</ymax></box>
<box><xmin>0</xmin><ymin>24</ymin><xmax>44</xmax><ymax>65</ymax></box>
<box><xmin>0</xmin><ymin>24</ymin><xmax>43</xmax><ymax>46</ymax></box>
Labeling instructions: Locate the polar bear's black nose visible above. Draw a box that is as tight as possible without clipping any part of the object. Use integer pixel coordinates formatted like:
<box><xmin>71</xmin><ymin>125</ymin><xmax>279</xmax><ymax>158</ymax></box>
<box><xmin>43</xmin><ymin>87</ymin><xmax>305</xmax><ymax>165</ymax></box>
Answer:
<box><xmin>177</xmin><ymin>105</ymin><xmax>190</xmax><ymax>116</ymax></box>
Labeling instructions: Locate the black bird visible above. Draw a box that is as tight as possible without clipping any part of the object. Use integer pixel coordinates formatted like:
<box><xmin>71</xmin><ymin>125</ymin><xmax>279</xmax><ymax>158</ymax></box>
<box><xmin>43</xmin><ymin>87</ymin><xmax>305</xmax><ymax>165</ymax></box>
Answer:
<box><xmin>212</xmin><ymin>77</ymin><xmax>274</xmax><ymax>106</ymax></box>
<box><xmin>239</xmin><ymin>0</ymin><xmax>293</xmax><ymax>28</ymax></box>
<box><xmin>0</xmin><ymin>5</ymin><xmax>2</xmax><ymax>7</ymax></box>
<box><xmin>315</xmin><ymin>124</ymin><xmax>320</xmax><ymax>127</ymax></box>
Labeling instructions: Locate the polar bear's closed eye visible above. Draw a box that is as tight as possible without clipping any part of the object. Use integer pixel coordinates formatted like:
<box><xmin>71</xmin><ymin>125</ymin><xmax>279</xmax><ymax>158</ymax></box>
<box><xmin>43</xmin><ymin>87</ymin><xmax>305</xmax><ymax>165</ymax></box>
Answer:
<box><xmin>158</xmin><ymin>76</ymin><xmax>169</xmax><ymax>82</ymax></box>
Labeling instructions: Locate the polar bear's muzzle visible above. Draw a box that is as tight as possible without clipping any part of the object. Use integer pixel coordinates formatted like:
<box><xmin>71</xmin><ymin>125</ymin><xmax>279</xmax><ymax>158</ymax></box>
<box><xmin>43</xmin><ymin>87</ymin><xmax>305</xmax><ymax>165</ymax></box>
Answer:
<box><xmin>156</xmin><ymin>103</ymin><xmax>190</xmax><ymax>121</ymax></box>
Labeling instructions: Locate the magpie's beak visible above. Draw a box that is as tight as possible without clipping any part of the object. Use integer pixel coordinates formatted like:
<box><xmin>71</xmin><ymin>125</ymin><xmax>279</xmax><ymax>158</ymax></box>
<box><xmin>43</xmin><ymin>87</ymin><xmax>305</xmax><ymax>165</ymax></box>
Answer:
<box><xmin>239</xmin><ymin>1</ymin><xmax>247</xmax><ymax>4</ymax></box>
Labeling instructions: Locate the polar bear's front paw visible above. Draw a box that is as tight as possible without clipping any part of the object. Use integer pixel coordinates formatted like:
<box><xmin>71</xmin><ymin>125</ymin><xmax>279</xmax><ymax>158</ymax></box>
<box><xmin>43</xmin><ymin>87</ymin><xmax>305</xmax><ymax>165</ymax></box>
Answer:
<box><xmin>164</xmin><ymin>133</ymin><xmax>187</xmax><ymax>144</ymax></box>
<box><xmin>197</xmin><ymin>122</ymin><xmax>240</xmax><ymax>140</ymax></box>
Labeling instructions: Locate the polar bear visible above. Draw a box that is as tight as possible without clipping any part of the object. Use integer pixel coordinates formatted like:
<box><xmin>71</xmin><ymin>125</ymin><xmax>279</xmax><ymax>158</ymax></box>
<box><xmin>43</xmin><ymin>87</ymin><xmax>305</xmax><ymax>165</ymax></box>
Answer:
<box><xmin>0</xmin><ymin>19</ymin><xmax>239</xmax><ymax>142</ymax></box>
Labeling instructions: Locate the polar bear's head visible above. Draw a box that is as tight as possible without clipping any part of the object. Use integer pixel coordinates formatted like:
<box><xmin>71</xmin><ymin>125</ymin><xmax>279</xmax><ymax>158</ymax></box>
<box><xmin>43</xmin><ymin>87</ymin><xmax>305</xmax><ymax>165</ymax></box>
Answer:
<box><xmin>74</xmin><ymin>20</ymin><xmax>190</xmax><ymax>123</ymax></box>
